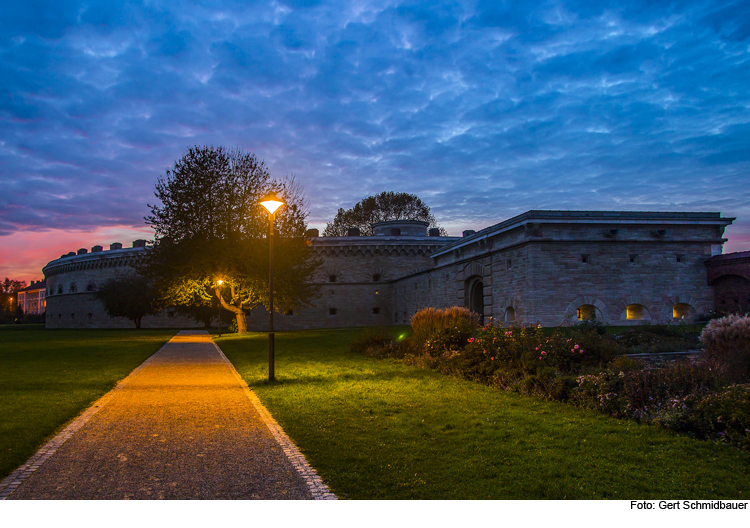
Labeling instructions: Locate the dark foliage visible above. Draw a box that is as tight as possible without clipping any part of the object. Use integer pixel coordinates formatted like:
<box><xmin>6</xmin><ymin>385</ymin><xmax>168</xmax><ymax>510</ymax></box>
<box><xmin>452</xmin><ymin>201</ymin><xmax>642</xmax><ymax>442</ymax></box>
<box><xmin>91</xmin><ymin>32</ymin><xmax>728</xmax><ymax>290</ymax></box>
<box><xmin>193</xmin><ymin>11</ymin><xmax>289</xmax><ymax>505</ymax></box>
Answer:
<box><xmin>323</xmin><ymin>191</ymin><xmax>446</xmax><ymax>236</ymax></box>
<box><xmin>95</xmin><ymin>276</ymin><xmax>161</xmax><ymax>328</ymax></box>
<box><xmin>141</xmin><ymin>146</ymin><xmax>321</xmax><ymax>332</ymax></box>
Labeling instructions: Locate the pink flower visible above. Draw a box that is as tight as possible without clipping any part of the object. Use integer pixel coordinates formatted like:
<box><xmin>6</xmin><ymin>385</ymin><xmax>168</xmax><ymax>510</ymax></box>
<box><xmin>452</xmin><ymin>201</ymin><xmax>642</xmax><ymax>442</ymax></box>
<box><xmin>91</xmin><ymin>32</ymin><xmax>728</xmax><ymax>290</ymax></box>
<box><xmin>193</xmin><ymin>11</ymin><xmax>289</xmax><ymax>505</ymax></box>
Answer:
<box><xmin>468</xmin><ymin>337</ymin><xmax>475</xmax><ymax>343</ymax></box>
<box><xmin>541</xmin><ymin>351</ymin><xmax>546</xmax><ymax>355</ymax></box>
<box><xmin>535</xmin><ymin>347</ymin><xmax>539</xmax><ymax>350</ymax></box>
<box><xmin>490</xmin><ymin>357</ymin><xmax>494</xmax><ymax>361</ymax></box>
<box><xmin>574</xmin><ymin>344</ymin><xmax>579</xmax><ymax>349</ymax></box>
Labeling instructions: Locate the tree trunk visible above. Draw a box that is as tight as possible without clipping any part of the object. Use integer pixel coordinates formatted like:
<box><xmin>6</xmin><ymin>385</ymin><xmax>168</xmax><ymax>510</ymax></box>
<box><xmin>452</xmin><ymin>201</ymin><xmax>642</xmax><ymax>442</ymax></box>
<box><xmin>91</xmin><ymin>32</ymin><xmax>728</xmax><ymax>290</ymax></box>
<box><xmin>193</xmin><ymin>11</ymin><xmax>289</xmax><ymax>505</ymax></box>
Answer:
<box><xmin>134</xmin><ymin>317</ymin><xmax>142</xmax><ymax>329</ymax></box>
<box><xmin>216</xmin><ymin>287</ymin><xmax>249</xmax><ymax>334</ymax></box>
<box><xmin>235</xmin><ymin>312</ymin><xmax>248</xmax><ymax>333</ymax></box>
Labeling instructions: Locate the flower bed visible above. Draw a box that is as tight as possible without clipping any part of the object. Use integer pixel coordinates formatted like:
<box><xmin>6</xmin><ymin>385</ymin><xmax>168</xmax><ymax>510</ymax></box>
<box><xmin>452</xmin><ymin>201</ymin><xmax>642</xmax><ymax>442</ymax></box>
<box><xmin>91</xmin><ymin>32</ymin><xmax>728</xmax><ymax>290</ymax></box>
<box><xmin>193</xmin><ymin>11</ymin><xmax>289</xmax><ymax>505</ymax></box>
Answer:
<box><xmin>351</xmin><ymin>310</ymin><xmax>750</xmax><ymax>450</ymax></box>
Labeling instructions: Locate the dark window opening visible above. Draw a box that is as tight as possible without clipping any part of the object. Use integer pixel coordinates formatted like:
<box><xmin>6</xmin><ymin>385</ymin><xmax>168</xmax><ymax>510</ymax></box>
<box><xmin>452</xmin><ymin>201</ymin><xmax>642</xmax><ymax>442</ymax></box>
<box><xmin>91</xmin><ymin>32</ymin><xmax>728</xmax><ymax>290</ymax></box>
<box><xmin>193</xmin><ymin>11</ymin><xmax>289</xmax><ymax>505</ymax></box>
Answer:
<box><xmin>507</xmin><ymin>259</ymin><xmax>512</xmax><ymax>269</ymax></box>
<box><xmin>581</xmin><ymin>254</ymin><xmax>589</xmax><ymax>263</ymax></box>
<box><xmin>372</xmin><ymin>307</ymin><xmax>381</xmax><ymax>315</ymax></box>
<box><xmin>167</xmin><ymin>311</ymin><xmax>175</xmax><ymax>318</ymax></box>
<box><xmin>87</xmin><ymin>313</ymin><xmax>93</xmax><ymax>320</ymax></box>
<box><xmin>629</xmin><ymin>254</ymin><xmax>638</xmax><ymax>263</ymax></box>
<box><xmin>329</xmin><ymin>308</ymin><xmax>337</xmax><ymax>315</ymax></box>
<box><xmin>285</xmin><ymin>309</ymin><xmax>294</xmax><ymax>316</ymax></box>
<box><xmin>328</xmin><ymin>275</ymin><xmax>337</xmax><ymax>282</ymax></box>
<box><xmin>70</xmin><ymin>313</ymin><xmax>75</xmax><ymax>320</ymax></box>
<box><xmin>373</xmin><ymin>274</ymin><xmax>381</xmax><ymax>282</ymax></box>
<box><xmin>676</xmin><ymin>254</ymin><xmax>685</xmax><ymax>263</ymax></box>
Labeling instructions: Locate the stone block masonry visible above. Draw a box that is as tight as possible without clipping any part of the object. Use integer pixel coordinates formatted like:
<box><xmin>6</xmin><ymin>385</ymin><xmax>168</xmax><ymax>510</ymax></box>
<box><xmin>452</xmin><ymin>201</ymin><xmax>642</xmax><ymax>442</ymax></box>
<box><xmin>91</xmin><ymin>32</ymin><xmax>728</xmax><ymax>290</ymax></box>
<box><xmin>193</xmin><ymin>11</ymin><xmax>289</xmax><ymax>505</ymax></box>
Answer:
<box><xmin>43</xmin><ymin>211</ymin><xmax>735</xmax><ymax>330</ymax></box>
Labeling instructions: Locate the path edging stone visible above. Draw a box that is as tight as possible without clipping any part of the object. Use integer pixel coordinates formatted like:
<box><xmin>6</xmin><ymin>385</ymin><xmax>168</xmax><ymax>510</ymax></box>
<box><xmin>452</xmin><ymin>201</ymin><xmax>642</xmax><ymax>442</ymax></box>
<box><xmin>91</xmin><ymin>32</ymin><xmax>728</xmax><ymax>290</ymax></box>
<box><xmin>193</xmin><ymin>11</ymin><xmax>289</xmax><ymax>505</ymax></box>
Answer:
<box><xmin>212</xmin><ymin>342</ymin><xmax>337</xmax><ymax>500</ymax></box>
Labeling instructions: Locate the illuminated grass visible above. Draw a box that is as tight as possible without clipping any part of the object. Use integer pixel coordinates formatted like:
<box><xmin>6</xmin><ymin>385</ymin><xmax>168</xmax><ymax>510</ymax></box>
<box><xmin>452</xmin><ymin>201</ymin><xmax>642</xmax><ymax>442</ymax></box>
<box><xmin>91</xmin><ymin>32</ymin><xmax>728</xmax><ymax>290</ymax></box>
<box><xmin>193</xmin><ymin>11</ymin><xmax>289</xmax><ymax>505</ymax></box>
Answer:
<box><xmin>0</xmin><ymin>326</ymin><xmax>175</xmax><ymax>480</ymax></box>
<box><xmin>219</xmin><ymin>328</ymin><xmax>750</xmax><ymax>500</ymax></box>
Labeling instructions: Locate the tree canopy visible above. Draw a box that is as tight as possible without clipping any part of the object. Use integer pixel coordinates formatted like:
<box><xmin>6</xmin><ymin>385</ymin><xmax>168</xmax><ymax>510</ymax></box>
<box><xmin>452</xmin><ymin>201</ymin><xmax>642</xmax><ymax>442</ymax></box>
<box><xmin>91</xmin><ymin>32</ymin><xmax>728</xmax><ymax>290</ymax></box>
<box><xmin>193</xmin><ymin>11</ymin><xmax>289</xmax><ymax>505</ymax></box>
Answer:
<box><xmin>95</xmin><ymin>275</ymin><xmax>161</xmax><ymax>329</ymax></box>
<box><xmin>322</xmin><ymin>191</ymin><xmax>445</xmax><ymax>236</ymax></box>
<box><xmin>141</xmin><ymin>146</ymin><xmax>320</xmax><ymax>333</ymax></box>
<box><xmin>1</xmin><ymin>278</ymin><xmax>26</xmax><ymax>324</ymax></box>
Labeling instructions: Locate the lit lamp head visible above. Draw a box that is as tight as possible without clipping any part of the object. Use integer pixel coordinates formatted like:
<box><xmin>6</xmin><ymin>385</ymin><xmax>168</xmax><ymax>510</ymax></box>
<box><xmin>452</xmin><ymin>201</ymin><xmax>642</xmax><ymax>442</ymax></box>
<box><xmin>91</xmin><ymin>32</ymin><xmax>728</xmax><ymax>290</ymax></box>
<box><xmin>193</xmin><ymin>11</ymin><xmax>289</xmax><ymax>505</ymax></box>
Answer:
<box><xmin>217</xmin><ymin>279</ymin><xmax>223</xmax><ymax>286</ymax></box>
<box><xmin>260</xmin><ymin>192</ymin><xmax>285</xmax><ymax>215</ymax></box>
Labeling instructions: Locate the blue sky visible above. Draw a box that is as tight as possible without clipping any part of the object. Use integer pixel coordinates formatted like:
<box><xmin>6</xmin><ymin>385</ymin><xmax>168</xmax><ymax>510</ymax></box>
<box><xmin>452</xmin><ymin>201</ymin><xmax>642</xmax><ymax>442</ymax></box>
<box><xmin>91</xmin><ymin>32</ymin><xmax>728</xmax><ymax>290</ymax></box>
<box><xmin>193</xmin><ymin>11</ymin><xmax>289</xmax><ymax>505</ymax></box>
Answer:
<box><xmin>1</xmin><ymin>0</ymin><xmax>749</xmax><ymax>278</ymax></box>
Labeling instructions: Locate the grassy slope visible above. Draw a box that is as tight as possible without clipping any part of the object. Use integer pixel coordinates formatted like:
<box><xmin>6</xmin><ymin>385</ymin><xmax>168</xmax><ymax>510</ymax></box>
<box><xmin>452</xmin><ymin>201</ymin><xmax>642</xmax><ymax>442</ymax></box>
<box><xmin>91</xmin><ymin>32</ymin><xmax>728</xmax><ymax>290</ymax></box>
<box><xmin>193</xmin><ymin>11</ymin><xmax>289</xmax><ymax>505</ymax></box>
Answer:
<box><xmin>219</xmin><ymin>328</ymin><xmax>750</xmax><ymax>500</ymax></box>
<box><xmin>0</xmin><ymin>326</ymin><xmax>175</xmax><ymax>479</ymax></box>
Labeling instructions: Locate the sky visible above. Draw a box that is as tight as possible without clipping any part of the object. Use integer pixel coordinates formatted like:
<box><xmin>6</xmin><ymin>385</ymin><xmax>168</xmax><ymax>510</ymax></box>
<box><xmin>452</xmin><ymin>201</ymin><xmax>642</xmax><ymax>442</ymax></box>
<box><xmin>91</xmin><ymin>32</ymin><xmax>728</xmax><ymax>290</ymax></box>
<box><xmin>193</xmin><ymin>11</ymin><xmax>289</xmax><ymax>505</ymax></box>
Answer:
<box><xmin>2</xmin><ymin>0</ymin><xmax>749</xmax><ymax>281</ymax></box>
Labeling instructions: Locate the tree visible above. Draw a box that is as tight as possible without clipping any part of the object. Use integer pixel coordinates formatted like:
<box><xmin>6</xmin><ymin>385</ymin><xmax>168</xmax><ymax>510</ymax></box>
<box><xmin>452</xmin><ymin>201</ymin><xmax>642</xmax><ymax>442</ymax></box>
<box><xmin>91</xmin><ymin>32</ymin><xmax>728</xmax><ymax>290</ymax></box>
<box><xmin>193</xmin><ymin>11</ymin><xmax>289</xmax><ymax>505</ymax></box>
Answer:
<box><xmin>95</xmin><ymin>275</ymin><xmax>161</xmax><ymax>328</ymax></box>
<box><xmin>1</xmin><ymin>278</ymin><xmax>26</xmax><ymax>324</ymax></box>
<box><xmin>141</xmin><ymin>146</ymin><xmax>320</xmax><ymax>333</ymax></box>
<box><xmin>322</xmin><ymin>191</ymin><xmax>446</xmax><ymax>236</ymax></box>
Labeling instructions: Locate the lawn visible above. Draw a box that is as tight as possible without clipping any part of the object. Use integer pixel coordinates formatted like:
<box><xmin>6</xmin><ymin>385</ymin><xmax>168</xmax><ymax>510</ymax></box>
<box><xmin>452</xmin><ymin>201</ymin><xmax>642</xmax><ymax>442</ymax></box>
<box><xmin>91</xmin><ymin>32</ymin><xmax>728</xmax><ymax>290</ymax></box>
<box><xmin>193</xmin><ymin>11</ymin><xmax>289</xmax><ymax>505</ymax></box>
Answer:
<box><xmin>0</xmin><ymin>325</ymin><xmax>175</xmax><ymax>480</ymax></box>
<box><xmin>218</xmin><ymin>327</ymin><xmax>750</xmax><ymax>500</ymax></box>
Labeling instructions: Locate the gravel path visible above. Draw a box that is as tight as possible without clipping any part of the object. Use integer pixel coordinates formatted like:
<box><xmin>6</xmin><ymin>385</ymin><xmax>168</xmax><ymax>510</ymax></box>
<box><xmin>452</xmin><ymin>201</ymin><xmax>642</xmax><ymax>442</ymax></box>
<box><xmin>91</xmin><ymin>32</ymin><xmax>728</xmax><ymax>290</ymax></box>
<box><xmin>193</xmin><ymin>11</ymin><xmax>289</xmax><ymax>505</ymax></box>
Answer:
<box><xmin>5</xmin><ymin>331</ymin><xmax>333</xmax><ymax>500</ymax></box>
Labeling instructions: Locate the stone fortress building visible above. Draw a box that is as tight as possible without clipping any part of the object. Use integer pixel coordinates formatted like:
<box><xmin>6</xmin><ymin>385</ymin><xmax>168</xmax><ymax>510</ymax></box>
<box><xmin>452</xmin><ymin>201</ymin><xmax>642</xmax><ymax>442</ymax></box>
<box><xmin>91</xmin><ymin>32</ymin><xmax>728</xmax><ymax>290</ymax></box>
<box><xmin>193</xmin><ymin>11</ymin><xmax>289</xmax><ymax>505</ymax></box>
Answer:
<box><xmin>43</xmin><ymin>210</ymin><xmax>747</xmax><ymax>330</ymax></box>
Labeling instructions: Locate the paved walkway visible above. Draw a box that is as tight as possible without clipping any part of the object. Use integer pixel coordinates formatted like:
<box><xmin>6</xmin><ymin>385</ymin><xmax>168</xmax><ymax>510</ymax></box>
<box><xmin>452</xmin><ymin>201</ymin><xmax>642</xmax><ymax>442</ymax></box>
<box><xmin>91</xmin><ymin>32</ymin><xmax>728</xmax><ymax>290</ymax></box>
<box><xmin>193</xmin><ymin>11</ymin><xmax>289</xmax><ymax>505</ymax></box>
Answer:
<box><xmin>2</xmin><ymin>331</ymin><xmax>335</xmax><ymax>500</ymax></box>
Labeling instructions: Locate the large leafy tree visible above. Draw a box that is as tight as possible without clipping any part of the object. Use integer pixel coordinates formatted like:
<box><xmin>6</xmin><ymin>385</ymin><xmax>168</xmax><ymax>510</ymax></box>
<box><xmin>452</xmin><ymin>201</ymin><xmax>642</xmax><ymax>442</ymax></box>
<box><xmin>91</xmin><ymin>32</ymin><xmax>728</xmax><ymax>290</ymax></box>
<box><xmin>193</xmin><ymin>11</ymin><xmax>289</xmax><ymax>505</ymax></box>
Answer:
<box><xmin>1</xmin><ymin>278</ymin><xmax>26</xmax><ymax>323</ymax></box>
<box><xmin>95</xmin><ymin>275</ymin><xmax>161</xmax><ymax>329</ymax></box>
<box><xmin>323</xmin><ymin>191</ymin><xmax>446</xmax><ymax>236</ymax></box>
<box><xmin>141</xmin><ymin>146</ymin><xmax>320</xmax><ymax>333</ymax></box>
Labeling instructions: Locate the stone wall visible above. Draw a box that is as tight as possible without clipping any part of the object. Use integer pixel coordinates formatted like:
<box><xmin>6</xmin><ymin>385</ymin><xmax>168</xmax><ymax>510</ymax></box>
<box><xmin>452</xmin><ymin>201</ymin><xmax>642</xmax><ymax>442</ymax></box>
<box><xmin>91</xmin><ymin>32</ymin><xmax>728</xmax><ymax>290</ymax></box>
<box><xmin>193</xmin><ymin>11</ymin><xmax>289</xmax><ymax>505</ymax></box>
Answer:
<box><xmin>43</xmin><ymin>211</ymin><xmax>736</xmax><ymax>330</ymax></box>
<box><xmin>392</xmin><ymin>211</ymin><xmax>733</xmax><ymax>326</ymax></box>
<box><xmin>44</xmin><ymin>244</ymin><xmax>196</xmax><ymax>329</ymax></box>
<box><xmin>704</xmin><ymin>251</ymin><xmax>750</xmax><ymax>313</ymax></box>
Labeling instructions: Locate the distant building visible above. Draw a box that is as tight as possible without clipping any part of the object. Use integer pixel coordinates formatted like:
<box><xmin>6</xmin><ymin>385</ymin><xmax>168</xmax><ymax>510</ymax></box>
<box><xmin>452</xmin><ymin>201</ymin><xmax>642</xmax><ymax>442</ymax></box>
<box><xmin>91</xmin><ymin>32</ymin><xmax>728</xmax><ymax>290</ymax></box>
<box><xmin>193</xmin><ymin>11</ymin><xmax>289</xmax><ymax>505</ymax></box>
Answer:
<box><xmin>17</xmin><ymin>279</ymin><xmax>46</xmax><ymax>315</ymax></box>
<box><xmin>43</xmin><ymin>210</ymin><xmax>737</xmax><ymax>329</ymax></box>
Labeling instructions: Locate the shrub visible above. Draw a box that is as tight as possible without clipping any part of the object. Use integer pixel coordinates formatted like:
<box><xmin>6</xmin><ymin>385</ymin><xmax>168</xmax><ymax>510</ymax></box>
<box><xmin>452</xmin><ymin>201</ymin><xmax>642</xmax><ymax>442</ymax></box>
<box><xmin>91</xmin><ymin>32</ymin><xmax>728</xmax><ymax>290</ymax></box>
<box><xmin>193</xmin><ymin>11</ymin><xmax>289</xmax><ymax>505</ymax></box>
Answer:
<box><xmin>682</xmin><ymin>384</ymin><xmax>750</xmax><ymax>449</ymax></box>
<box><xmin>350</xmin><ymin>327</ymin><xmax>395</xmax><ymax>358</ymax></box>
<box><xmin>410</xmin><ymin>307</ymin><xmax>480</xmax><ymax>353</ymax></box>
<box><xmin>700</xmin><ymin>314</ymin><xmax>750</xmax><ymax>383</ymax></box>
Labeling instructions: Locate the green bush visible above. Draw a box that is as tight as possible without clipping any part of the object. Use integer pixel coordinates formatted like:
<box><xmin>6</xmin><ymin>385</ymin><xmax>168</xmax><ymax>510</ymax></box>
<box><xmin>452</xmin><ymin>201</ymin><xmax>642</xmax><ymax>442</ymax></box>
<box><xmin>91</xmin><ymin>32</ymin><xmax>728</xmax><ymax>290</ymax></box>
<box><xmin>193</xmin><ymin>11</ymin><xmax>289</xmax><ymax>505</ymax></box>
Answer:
<box><xmin>700</xmin><ymin>314</ymin><xmax>750</xmax><ymax>383</ymax></box>
<box><xmin>410</xmin><ymin>307</ymin><xmax>479</xmax><ymax>353</ymax></box>
<box><xmin>350</xmin><ymin>327</ymin><xmax>396</xmax><ymax>358</ymax></box>
<box><xmin>683</xmin><ymin>384</ymin><xmax>750</xmax><ymax>449</ymax></box>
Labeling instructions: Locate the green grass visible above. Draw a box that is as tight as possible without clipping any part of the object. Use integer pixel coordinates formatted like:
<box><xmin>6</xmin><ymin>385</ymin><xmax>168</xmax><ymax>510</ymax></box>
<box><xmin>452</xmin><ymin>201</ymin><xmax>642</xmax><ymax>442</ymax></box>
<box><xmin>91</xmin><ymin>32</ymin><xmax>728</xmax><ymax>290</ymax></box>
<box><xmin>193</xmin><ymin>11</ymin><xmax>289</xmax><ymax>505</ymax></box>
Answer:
<box><xmin>0</xmin><ymin>326</ymin><xmax>175</xmax><ymax>480</ymax></box>
<box><xmin>218</xmin><ymin>327</ymin><xmax>750</xmax><ymax>499</ymax></box>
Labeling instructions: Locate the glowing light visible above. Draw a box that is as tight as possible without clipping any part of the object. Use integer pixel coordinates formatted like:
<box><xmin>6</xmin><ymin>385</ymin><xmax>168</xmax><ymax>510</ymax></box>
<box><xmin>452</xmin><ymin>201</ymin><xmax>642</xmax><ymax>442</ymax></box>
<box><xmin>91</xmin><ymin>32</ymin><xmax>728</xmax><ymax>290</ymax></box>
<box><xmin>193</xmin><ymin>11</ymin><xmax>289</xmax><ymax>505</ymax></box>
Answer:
<box><xmin>260</xmin><ymin>192</ymin><xmax>285</xmax><ymax>214</ymax></box>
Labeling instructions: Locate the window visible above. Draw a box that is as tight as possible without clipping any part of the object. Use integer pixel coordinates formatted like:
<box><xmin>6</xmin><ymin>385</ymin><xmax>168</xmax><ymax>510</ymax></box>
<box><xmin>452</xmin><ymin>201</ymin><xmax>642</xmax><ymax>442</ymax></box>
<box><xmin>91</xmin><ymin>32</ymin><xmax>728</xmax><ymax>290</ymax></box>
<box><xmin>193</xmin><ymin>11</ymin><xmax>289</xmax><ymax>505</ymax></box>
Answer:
<box><xmin>577</xmin><ymin>305</ymin><xmax>597</xmax><ymax>320</ymax></box>
<box><xmin>87</xmin><ymin>313</ymin><xmax>93</xmax><ymax>320</ymax></box>
<box><xmin>507</xmin><ymin>259</ymin><xmax>512</xmax><ymax>269</ymax></box>
<box><xmin>373</xmin><ymin>273</ymin><xmax>381</xmax><ymax>282</ymax></box>
<box><xmin>58</xmin><ymin>314</ymin><xmax>62</xmax><ymax>320</ymax></box>
<box><xmin>629</xmin><ymin>254</ymin><xmax>638</xmax><ymax>264</ymax></box>
<box><xmin>285</xmin><ymin>309</ymin><xmax>294</xmax><ymax>316</ymax></box>
<box><xmin>69</xmin><ymin>282</ymin><xmax>77</xmax><ymax>293</ymax></box>
<box><xmin>57</xmin><ymin>285</ymin><xmax>63</xmax><ymax>294</ymax></box>
<box><xmin>625</xmin><ymin>304</ymin><xmax>649</xmax><ymax>320</ymax></box>
<box><xmin>167</xmin><ymin>311</ymin><xmax>175</xmax><ymax>318</ymax></box>
<box><xmin>86</xmin><ymin>282</ymin><xmax>96</xmax><ymax>292</ymax></box>
<box><xmin>676</xmin><ymin>254</ymin><xmax>685</xmax><ymax>263</ymax></box>
<box><xmin>329</xmin><ymin>308</ymin><xmax>337</xmax><ymax>315</ymax></box>
<box><xmin>372</xmin><ymin>307</ymin><xmax>381</xmax><ymax>315</ymax></box>
<box><xmin>328</xmin><ymin>275</ymin><xmax>337</xmax><ymax>283</ymax></box>
<box><xmin>581</xmin><ymin>254</ymin><xmax>589</xmax><ymax>263</ymax></box>
<box><xmin>70</xmin><ymin>313</ymin><xmax>75</xmax><ymax>320</ymax></box>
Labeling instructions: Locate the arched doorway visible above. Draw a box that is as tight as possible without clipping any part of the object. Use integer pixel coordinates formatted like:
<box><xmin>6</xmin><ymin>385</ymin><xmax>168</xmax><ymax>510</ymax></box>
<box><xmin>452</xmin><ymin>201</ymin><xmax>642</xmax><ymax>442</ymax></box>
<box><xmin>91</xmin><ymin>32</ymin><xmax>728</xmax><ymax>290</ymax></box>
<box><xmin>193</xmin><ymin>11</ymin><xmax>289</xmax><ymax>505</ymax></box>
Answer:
<box><xmin>466</xmin><ymin>277</ymin><xmax>484</xmax><ymax>324</ymax></box>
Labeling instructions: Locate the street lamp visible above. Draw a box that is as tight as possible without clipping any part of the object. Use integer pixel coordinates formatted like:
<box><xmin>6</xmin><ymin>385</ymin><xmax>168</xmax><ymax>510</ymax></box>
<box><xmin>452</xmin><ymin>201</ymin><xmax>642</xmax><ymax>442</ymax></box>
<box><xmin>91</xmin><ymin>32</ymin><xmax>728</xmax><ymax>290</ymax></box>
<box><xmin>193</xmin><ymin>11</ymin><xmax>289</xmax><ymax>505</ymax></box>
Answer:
<box><xmin>260</xmin><ymin>191</ymin><xmax>285</xmax><ymax>382</ymax></box>
<box><xmin>216</xmin><ymin>280</ymin><xmax>223</xmax><ymax>337</ymax></box>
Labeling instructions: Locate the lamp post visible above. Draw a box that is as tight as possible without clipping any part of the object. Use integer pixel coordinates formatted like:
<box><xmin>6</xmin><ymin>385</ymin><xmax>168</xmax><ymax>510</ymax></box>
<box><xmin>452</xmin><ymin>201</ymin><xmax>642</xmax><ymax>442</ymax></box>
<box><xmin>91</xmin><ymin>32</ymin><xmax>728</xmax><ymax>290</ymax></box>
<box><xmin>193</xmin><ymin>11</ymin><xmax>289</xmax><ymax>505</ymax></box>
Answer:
<box><xmin>216</xmin><ymin>279</ymin><xmax>223</xmax><ymax>337</ymax></box>
<box><xmin>260</xmin><ymin>191</ymin><xmax>285</xmax><ymax>382</ymax></box>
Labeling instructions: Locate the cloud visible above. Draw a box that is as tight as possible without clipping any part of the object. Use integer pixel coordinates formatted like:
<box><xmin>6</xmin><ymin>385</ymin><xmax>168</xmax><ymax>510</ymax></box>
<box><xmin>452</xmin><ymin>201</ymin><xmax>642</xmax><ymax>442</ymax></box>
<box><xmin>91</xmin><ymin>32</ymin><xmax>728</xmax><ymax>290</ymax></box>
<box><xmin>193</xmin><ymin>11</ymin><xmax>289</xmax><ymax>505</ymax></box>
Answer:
<box><xmin>1</xmin><ymin>0</ymin><xmax>749</xmax><ymax>280</ymax></box>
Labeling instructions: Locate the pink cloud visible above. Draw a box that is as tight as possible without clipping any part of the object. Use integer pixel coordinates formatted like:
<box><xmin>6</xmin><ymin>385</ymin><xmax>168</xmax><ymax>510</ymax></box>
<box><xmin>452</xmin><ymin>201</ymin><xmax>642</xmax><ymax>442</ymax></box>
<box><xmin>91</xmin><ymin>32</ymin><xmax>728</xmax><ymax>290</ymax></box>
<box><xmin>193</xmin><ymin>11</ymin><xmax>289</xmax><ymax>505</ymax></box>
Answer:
<box><xmin>0</xmin><ymin>226</ymin><xmax>155</xmax><ymax>282</ymax></box>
